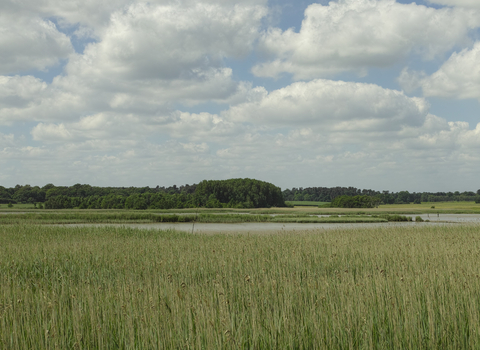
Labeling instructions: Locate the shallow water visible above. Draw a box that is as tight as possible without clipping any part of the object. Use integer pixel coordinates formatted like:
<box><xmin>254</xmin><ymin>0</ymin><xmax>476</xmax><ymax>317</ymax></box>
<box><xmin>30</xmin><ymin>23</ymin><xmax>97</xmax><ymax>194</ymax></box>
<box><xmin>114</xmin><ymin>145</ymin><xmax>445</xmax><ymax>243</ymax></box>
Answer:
<box><xmin>61</xmin><ymin>221</ymin><xmax>466</xmax><ymax>234</ymax></box>
<box><xmin>405</xmin><ymin>214</ymin><xmax>480</xmax><ymax>223</ymax></box>
<box><xmin>4</xmin><ymin>211</ymin><xmax>480</xmax><ymax>234</ymax></box>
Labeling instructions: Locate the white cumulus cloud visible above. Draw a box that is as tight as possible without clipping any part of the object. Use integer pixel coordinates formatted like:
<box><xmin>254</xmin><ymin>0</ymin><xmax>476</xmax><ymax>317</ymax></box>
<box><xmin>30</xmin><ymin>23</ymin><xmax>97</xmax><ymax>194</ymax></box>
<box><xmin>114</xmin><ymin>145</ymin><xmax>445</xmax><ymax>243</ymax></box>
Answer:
<box><xmin>3</xmin><ymin>0</ymin><xmax>268</xmax><ymax>36</ymax></box>
<box><xmin>0</xmin><ymin>1</ymin><xmax>268</xmax><ymax>126</ymax></box>
<box><xmin>225</xmin><ymin>79</ymin><xmax>429</xmax><ymax>133</ymax></box>
<box><xmin>427</xmin><ymin>0</ymin><xmax>480</xmax><ymax>9</ymax></box>
<box><xmin>0</xmin><ymin>13</ymin><xmax>73</xmax><ymax>74</ymax></box>
<box><xmin>31</xmin><ymin>123</ymin><xmax>72</xmax><ymax>142</ymax></box>
<box><xmin>404</xmin><ymin>42</ymin><xmax>480</xmax><ymax>100</ymax></box>
<box><xmin>253</xmin><ymin>0</ymin><xmax>479</xmax><ymax>79</ymax></box>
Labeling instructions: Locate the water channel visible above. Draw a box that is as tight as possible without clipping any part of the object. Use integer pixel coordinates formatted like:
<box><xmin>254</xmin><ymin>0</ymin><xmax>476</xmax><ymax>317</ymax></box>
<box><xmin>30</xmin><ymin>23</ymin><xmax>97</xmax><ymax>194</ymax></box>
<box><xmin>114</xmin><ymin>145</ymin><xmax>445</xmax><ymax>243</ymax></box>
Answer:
<box><xmin>3</xmin><ymin>212</ymin><xmax>480</xmax><ymax>234</ymax></box>
<box><xmin>63</xmin><ymin>219</ymin><xmax>480</xmax><ymax>234</ymax></box>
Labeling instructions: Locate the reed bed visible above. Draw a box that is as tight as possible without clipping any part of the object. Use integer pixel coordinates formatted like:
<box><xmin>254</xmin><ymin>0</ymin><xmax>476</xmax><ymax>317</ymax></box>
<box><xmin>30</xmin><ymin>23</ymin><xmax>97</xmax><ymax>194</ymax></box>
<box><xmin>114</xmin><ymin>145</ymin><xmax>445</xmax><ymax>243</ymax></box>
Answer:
<box><xmin>2</xmin><ymin>224</ymin><xmax>480</xmax><ymax>349</ymax></box>
<box><xmin>0</xmin><ymin>212</ymin><xmax>195</xmax><ymax>224</ymax></box>
<box><xmin>0</xmin><ymin>212</ymin><xmax>392</xmax><ymax>225</ymax></box>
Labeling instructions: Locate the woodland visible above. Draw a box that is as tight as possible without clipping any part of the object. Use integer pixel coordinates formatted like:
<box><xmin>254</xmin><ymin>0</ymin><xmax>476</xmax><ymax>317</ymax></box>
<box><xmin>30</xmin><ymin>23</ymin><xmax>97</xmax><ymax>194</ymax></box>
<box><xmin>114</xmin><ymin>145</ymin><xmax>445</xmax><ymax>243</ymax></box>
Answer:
<box><xmin>1</xmin><ymin>180</ymin><xmax>479</xmax><ymax>209</ymax></box>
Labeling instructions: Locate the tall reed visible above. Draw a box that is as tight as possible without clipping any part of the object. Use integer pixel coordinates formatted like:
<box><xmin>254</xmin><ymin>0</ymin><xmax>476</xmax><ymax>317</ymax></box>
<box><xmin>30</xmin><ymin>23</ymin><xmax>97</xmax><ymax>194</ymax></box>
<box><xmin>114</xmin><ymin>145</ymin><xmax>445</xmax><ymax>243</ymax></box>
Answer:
<box><xmin>1</xmin><ymin>224</ymin><xmax>480</xmax><ymax>348</ymax></box>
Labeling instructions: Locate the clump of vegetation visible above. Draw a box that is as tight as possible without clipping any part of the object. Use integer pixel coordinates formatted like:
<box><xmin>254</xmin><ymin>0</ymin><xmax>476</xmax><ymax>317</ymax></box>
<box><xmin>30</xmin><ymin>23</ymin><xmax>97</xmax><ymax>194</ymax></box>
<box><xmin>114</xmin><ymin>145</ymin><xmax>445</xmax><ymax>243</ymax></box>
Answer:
<box><xmin>2</xmin><ymin>224</ymin><xmax>480</xmax><ymax>348</ymax></box>
<box><xmin>377</xmin><ymin>214</ymin><xmax>412</xmax><ymax>222</ymax></box>
<box><xmin>415</xmin><ymin>216</ymin><xmax>424</xmax><ymax>222</ymax></box>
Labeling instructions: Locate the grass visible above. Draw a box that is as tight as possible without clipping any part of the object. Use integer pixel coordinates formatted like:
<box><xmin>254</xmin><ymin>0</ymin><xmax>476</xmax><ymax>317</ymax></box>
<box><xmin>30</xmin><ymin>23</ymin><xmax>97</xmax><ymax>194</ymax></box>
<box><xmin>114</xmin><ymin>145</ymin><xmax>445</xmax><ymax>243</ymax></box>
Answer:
<box><xmin>1</xmin><ymin>201</ymin><xmax>479</xmax><ymax>215</ymax></box>
<box><xmin>0</xmin><ymin>203</ymin><xmax>37</xmax><ymax>210</ymax></box>
<box><xmin>0</xmin><ymin>212</ymin><xmax>195</xmax><ymax>224</ymax></box>
<box><xmin>286</xmin><ymin>201</ymin><xmax>330</xmax><ymax>207</ymax></box>
<box><xmin>0</xmin><ymin>212</ymin><xmax>413</xmax><ymax>225</ymax></box>
<box><xmin>2</xmin><ymin>224</ymin><xmax>480</xmax><ymax>348</ymax></box>
<box><xmin>379</xmin><ymin>201</ymin><xmax>480</xmax><ymax>211</ymax></box>
<box><xmin>257</xmin><ymin>201</ymin><xmax>480</xmax><ymax>215</ymax></box>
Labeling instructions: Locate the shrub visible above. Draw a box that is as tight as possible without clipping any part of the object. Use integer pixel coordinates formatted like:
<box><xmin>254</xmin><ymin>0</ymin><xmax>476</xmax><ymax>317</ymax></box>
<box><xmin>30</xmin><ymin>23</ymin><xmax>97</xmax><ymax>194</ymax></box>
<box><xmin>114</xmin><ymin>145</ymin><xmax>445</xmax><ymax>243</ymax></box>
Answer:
<box><xmin>380</xmin><ymin>214</ymin><xmax>412</xmax><ymax>222</ymax></box>
<box><xmin>415</xmin><ymin>216</ymin><xmax>424</xmax><ymax>222</ymax></box>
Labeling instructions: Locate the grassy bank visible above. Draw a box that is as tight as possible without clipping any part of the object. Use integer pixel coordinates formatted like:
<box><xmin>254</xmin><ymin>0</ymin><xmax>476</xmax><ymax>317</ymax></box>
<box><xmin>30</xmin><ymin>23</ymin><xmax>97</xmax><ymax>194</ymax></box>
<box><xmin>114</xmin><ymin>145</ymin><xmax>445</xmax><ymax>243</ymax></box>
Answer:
<box><xmin>2</xmin><ymin>201</ymin><xmax>479</xmax><ymax>215</ymax></box>
<box><xmin>286</xmin><ymin>201</ymin><xmax>330</xmax><ymax>207</ymax></box>
<box><xmin>2</xmin><ymin>224</ymin><xmax>480</xmax><ymax>348</ymax></box>
<box><xmin>0</xmin><ymin>212</ymin><xmax>399</xmax><ymax>224</ymax></box>
<box><xmin>257</xmin><ymin>201</ymin><xmax>480</xmax><ymax>215</ymax></box>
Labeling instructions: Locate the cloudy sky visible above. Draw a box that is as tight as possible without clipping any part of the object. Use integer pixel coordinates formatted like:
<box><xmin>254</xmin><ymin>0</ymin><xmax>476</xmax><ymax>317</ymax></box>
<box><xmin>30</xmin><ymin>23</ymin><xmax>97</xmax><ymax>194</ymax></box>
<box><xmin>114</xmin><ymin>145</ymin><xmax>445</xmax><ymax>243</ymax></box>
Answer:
<box><xmin>1</xmin><ymin>0</ymin><xmax>480</xmax><ymax>192</ymax></box>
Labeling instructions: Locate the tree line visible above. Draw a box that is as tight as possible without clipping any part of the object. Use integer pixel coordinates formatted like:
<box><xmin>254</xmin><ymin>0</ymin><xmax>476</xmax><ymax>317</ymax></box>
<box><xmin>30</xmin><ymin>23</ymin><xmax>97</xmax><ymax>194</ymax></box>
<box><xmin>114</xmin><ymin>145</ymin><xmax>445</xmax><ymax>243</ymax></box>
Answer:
<box><xmin>0</xmin><ymin>183</ymin><xmax>197</xmax><ymax>205</ymax></box>
<box><xmin>283</xmin><ymin>187</ymin><xmax>480</xmax><ymax>204</ymax></box>
<box><xmin>0</xmin><ymin>179</ymin><xmax>285</xmax><ymax>209</ymax></box>
<box><xmin>2</xmin><ymin>181</ymin><xmax>480</xmax><ymax>209</ymax></box>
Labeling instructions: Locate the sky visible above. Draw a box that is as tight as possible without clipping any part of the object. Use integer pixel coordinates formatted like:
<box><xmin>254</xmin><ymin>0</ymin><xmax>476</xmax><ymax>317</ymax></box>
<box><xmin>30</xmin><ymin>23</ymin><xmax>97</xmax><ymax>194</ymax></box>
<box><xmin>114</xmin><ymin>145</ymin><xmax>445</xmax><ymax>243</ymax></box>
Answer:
<box><xmin>1</xmin><ymin>0</ymin><xmax>480</xmax><ymax>192</ymax></box>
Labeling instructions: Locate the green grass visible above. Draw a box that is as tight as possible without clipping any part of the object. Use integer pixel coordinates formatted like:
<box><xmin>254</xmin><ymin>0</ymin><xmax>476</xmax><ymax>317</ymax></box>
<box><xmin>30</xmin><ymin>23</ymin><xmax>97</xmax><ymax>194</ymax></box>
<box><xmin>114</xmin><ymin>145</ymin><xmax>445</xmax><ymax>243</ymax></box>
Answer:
<box><xmin>0</xmin><ymin>203</ymin><xmax>38</xmax><ymax>210</ymax></box>
<box><xmin>1</xmin><ymin>201</ymin><xmax>479</xmax><ymax>215</ymax></box>
<box><xmin>379</xmin><ymin>201</ymin><xmax>480</xmax><ymax>211</ymax></box>
<box><xmin>286</xmin><ymin>201</ymin><xmax>330</xmax><ymax>207</ymax></box>
<box><xmin>0</xmin><ymin>212</ymin><xmax>403</xmax><ymax>224</ymax></box>
<box><xmin>261</xmin><ymin>201</ymin><xmax>480</xmax><ymax>215</ymax></box>
<box><xmin>2</xmin><ymin>224</ymin><xmax>480</xmax><ymax>348</ymax></box>
<box><xmin>0</xmin><ymin>212</ymin><xmax>195</xmax><ymax>224</ymax></box>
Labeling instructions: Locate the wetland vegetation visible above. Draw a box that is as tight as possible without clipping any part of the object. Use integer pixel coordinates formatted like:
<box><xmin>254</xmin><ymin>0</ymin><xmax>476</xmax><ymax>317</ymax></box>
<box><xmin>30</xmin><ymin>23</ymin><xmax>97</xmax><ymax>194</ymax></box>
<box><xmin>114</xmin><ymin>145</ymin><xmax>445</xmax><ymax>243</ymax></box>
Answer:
<box><xmin>2</xmin><ymin>180</ymin><xmax>480</xmax><ymax>348</ymax></box>
<box><xmin>2</xmin><ymin>224</ymin><xmax>480</xmax><ymax>348</ymax></box>
<box><xmin>0</xmin><ymin>212</ymin><xmax>412</xmax><ymax>225</ymax></box>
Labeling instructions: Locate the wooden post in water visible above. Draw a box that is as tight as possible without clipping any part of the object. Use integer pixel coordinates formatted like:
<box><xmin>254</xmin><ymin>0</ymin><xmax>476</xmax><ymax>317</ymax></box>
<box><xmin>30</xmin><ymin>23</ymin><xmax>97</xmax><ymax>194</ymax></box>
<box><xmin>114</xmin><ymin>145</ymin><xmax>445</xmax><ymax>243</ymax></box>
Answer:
<box><xmin>191</xmin><ymin>207</ymin><xmax>198</xmax><ymax>234</ymax></box>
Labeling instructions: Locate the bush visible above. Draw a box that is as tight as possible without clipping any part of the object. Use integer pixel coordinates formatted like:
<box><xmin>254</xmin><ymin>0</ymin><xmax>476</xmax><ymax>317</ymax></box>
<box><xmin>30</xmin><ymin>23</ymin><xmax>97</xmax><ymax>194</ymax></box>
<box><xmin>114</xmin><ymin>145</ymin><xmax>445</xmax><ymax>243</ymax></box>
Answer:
<box><xmin>380</xmin><ymin>214</ymin><xmax>412</xmax><ymax>222</ymax></box>
<box><xmin>415</xmin><ymin>216</ymin><xmax>424</xmax><ymax>222</ymax></box>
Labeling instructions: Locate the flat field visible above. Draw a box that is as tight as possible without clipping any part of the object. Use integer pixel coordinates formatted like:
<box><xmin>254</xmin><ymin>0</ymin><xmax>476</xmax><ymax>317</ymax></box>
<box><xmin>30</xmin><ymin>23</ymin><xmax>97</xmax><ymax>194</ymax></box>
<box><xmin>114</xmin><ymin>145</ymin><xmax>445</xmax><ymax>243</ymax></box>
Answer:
<box><xmin>1</xmin><ymin>201</ymin><xmax>479</xmax><ymax>215</ymax></box>
<box><xmin>286</xmin><ymin>201</ymin><xmax>330</xmax><ymax>207</ymax></box>
<box><xmin>260</xmin><ymin>201</ymin><xmax>480</xmax><ymax>215</ymax></box>
<box><xmin>2</xmin><ymin>224</ymin><xmax>480</xmax><ymax>349</ymax></box>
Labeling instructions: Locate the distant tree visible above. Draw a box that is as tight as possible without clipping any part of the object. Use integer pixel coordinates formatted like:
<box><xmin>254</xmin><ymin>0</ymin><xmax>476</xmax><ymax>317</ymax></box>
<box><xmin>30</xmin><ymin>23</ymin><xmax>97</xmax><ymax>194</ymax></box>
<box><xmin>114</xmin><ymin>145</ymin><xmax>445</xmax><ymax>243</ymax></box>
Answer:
<box><xmin>205</xmin><ymin>194</ymin><xmax>222</xmax><ymax>208</ymax></box>
<box><xmin>195</xmin><ymin>178</ymin><xmax>285</xmax><ymax>208</ymax></box>
<box><xmin>396</xmin><ymin>191</ymin><xmax>411</xmax><ymax>204</ymax></box>
<box><xmin>330</xmin><ymin>195</ymin><xmax>380</xmax><ymax>208</ymax></box>
<box><xmin>0</xmin><ymin>186</ymin><xmax>13</xmax><ymax>204</ymax></box>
